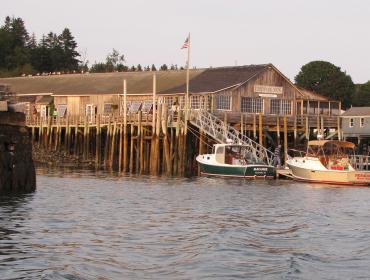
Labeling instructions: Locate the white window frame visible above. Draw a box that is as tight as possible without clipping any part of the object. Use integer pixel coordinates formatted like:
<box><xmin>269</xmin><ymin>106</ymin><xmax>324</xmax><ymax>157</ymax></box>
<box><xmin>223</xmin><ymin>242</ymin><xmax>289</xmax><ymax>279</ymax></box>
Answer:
<box><xmin>215</xmin><ymin>95</ymin><xmax>232</xmax><ymax>111</ymax></box>
<box><xmin>241</xmin><ymin>97</ymin><xmax>264</xmax><ymax>114</ymax></box>
<box><xmin>165</xmin><ymin>97</ymin><xmax>174</xmax><ymax>107</ymax></box>
<box><xmin>270</xmin><ymin>99</ymin><xmax>292</xmax><ymax>115</ymax></box>
<box><xmin>349</xmin><ymin>118</ymin><xmax>354</xmax><ymax>128</ymax></box>
<box><xmin>190</xmin><ymin>95</ymin><xmax>201</xmax><ymax>110</ymax></box>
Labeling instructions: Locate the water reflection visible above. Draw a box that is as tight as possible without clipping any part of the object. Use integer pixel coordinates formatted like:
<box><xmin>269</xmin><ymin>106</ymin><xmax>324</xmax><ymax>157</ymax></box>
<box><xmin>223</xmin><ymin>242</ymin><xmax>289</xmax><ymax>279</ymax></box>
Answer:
<box><xmin>1</xmin><ymin>167</ymin><xmax>370</xmax><ymax>279</ymax></box>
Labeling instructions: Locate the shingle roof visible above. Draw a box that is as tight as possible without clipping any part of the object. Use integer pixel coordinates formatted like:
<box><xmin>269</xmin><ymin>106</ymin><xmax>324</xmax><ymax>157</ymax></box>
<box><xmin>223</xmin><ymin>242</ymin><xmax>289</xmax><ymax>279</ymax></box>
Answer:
<box><xmin>341</xmin><ymin>107</ymin><xmax>370</xmax><ymax>117</ymax></box>
<box><xmin>0</xmin><ymin>65</ymin><xmax>268</xmax><ymax>96</ymax></box>
<box><xmin>160</xmin><ymin>64</ymin><xmax>268</xmax><ymax>94</ymax></box>
<box><xmin>0</xmin><ymin>70</ymin><xmax>204</xmax><ymax>96</ymax></box>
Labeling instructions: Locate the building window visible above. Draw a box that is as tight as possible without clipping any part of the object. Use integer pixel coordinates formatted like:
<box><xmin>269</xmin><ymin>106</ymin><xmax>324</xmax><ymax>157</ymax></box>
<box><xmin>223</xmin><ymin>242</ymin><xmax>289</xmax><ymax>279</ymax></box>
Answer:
<box><xmin>241</xmin><ymin>97</ymin><xmax>263</xmax><ymax>113</ymax></box>
<box><xmin>190</xmin><ymin>96</ymin><xmax>200</xmax><ymax>109</ymax></box>
<box><xmin>104</xmin><ymin>103</ymin><xmax>113</xmax><ymax>114</ymax></box>
<box><xmin>349</xmin><ymin>118</ymin><xmax>354</xmax><ymax>127</ymax></box>
<box><xmin>270</xmin><ymin>99</ymin><xmax>292</xmax><ymax>115</ymax></box>
<box><xmin>57</xmin><ymin>104</ymin><xmax>67</xmax><ymax>117</ymax></box>
<box><xmin>360</xmin><ymin>118</ymin><xmax>365</xmax><ymax>127</ymax></box>
<box><xmin>215</xmin><ymin>95</ymin><xmax>231</xmax><ymax>110</ymax></box>
<box><xmin>176</xmin><ymin>96</ymin><xmax>185</xmax><ymax>109</ymax></box>
<box><xmin>165</xmin><ymin>97</ymin><xmax>174</xmax><ymax>107</ymax></box>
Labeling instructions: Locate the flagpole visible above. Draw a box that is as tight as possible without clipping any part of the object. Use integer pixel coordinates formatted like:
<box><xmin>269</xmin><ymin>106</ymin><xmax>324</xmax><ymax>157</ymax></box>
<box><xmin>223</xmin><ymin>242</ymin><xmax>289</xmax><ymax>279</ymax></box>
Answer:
<box><xmin>185</xmin><ymin>33</ymin><xmax>190</xmax><ymax>135</ymax></box>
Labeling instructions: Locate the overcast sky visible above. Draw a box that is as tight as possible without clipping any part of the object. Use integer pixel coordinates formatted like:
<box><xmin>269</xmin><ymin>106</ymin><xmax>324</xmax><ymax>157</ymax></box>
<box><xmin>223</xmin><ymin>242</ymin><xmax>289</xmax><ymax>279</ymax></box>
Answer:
<box><xmin>2</xmin><ymin>0</ymin><xmax>370</xmax><ymax>83</ymax></box>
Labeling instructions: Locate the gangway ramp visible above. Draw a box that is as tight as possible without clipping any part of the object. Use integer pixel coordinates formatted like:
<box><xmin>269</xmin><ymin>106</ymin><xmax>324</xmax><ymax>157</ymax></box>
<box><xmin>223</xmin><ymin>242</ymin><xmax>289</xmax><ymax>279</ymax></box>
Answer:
<box><xmin>189</xmin><ymin>110</ymin><xmax>274</xmax><ymax>165</ymax></box>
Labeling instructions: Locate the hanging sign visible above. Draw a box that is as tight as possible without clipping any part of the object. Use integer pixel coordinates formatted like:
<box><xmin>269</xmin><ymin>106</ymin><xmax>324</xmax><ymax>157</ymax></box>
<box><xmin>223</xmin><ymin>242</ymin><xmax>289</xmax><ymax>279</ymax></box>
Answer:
<box><xmin>254</xmin><ymin>85</ymin><xmax>283</xmax><ymax>94</ymax></box>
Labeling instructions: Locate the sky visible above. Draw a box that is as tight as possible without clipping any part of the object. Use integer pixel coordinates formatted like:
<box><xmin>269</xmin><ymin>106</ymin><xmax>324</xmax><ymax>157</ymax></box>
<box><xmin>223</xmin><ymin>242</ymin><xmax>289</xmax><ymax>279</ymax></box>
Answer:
<box><xmin>2</xmin><ymin>0</ymin><xmax>370</xmax><ymax>83</ymax></box>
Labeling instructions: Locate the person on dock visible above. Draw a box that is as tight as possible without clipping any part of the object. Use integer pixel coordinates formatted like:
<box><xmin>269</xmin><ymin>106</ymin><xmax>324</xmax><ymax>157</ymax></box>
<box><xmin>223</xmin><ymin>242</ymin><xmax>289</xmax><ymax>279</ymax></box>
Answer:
<box><xmin>273</xmin><ymin>144</ymin><xmax>281</xmax><ymax>168</ymax></box>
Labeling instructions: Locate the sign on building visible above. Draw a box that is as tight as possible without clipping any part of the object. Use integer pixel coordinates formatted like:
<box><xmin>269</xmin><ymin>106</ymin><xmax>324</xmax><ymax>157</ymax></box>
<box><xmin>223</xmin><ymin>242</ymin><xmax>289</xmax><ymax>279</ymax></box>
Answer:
<box><xmin>254</xmin><ymin>85</ymin><xmax>283</xmax><ymax>95</ymax></box>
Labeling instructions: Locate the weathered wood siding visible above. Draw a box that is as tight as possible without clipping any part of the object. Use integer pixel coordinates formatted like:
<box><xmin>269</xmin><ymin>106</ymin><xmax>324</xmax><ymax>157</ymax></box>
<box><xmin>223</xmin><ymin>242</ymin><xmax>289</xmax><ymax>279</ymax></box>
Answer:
<box><xmin>213</xmin><ymin>66</ymin><xmax>302</xmax><ymax>115</ymax></box>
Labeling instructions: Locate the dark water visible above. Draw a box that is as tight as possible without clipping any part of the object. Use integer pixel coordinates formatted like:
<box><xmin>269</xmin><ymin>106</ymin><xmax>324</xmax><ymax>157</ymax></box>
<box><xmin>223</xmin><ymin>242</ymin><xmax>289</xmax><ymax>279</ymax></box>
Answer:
<box><xmin>1</xmin><ymin>168</ymin><xmax>370</xmax><ymax>279</ymax></box>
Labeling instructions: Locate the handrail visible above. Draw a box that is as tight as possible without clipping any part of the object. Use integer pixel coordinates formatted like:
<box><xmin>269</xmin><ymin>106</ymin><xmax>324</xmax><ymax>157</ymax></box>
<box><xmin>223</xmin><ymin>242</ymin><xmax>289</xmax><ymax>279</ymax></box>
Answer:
<box><xmin>189</xmin><ymin>110</ymin><xmax>274</xmax><ymax>165</ymax></box>
<box><xmin>349</xmin><ymin>155</ymin><xmax>370</xmax><ymax>171</ymax></box>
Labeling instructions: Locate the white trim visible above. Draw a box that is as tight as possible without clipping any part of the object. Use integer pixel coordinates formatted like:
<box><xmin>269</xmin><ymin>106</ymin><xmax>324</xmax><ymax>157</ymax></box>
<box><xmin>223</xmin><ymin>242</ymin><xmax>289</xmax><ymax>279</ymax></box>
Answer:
<box><xmin>349</xmin><ymin>118</ymin><xmax>354</xmax><ymax>128</ymax></box>
<box><xmin>360</xmin><ymin>117</ymin><xmax>365</xmax><ymax>128</ymax></box>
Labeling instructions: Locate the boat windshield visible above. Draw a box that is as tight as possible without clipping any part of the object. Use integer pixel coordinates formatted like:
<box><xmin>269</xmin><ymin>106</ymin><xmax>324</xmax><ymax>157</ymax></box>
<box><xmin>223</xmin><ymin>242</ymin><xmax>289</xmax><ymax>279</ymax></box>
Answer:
<box><xmin>224</xmin><ymin>145</ymin><xmax>260</xmax><ymax>165</ymax></box>
<box><xmin>307</xmin><ymin>141</ymin><xmax>355</xmax><ymax>170</ymax></box>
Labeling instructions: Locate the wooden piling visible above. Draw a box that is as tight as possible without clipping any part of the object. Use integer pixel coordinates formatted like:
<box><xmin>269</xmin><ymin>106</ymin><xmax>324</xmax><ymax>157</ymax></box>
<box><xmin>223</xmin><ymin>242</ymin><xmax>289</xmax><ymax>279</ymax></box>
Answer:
<box><xmin>138</xmin><ymin>111</ymin><xmax>143</xmax><ymax>175</ymax></box>
<box><xmin>161</xmin><ymin>104</ymin><xmax>171</xmax><ymax>176</ymax></box>
<box><xmin>258</xmin><ymin>112</ymin><xmax>263</xmax><ymax>146</ymax></box>
<box><xmin>253</xmin><ymin>114</ymin><xmax>256</xmax><ymax>139</ymax></box>
<box><xmin>129</xmin><ymin>124</ymin><xmax>134</xmax><ymax>174</ymax></box>
<box><xmin>104</xmin><ymin>117</ymin><xmax>111</xmax><ymax>167</ymax></box>
<box><xmin>283</xmin><ymin>114</ymin><xmax>288</xmax><ymax>165</ymax></box>
<box><xmin>118</xmin><ymin>123</ymin><xmax>123</xmax><ymax>172</ymax></box>
<box><xmin>96</xmin><ymin>114</ymin><xmax>101</xmax><ymax>166</ymax></box>
<box><xmin>110</xmin><ymin>121</ymin><xmax>117</xmax><ymax>169</ymax></box>
<box><xmin>276</xmin><ymin>116</ymin><xmax>280</xmax><ymax>145</ymax></box>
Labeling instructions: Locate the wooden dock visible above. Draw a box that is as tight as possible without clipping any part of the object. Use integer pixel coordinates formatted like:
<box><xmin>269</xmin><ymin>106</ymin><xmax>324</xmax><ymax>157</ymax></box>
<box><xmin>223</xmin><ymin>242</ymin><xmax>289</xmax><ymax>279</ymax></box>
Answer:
<box><xmin>276</xmin><ymin>168</ymin><xmax>294</xmax><ymax>179</ymax></box>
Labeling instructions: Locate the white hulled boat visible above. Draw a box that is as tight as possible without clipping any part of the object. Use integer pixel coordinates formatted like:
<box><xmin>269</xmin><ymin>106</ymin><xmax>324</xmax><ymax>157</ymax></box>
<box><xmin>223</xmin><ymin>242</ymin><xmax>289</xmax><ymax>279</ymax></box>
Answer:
<box><xmin>287</xmin><ymin>140</ymin><xmax>370</xmax><ymax>186</ymax></box>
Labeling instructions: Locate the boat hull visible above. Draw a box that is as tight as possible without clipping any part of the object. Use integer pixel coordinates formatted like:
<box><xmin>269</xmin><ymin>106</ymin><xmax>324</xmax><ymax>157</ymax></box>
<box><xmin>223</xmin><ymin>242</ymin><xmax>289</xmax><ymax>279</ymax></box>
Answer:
<box><xmin>287</xmin><ymin>162</ymin><xmax>370</xmax><ymax>186</ymax></box>
<box><xmin>198</xmin><ymin>161</ymin><xmax>275</xmax><ymax>179</ymax></box>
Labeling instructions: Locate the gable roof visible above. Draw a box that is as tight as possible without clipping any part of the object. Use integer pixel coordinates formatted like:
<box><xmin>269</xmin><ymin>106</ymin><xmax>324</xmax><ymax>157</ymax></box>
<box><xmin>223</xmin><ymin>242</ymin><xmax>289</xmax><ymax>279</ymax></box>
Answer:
<box><xmin>341</xmin><ymin>107</ymin><xmax>370</xmax><ymax>117</ymax></box>
<box><xmin>0</xmin><ymin>64</ymin><xmax>328</xmax><ymax>102</ymax></box>
<box><xmin>0</xmin><ymin>64</ymin><xmax>270</xmax><ymax>96</ymax></box>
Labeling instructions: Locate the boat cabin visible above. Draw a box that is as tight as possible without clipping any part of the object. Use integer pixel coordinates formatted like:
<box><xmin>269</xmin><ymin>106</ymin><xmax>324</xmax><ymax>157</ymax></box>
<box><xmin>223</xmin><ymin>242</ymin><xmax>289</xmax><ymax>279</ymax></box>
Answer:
<box><xmin>306</xmin><ymin>140</ymin><xmax>355</xmax><ymax>170</ymax></box>
<box><xmin>214</xmin><ymin>144</ymin><xmax>263</xmax><ymax>165</ymax></box>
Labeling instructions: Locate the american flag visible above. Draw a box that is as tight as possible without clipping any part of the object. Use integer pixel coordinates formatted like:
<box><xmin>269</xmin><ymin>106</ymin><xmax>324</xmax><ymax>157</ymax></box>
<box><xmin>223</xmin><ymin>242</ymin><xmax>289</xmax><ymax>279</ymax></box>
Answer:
<box><xmin>181</xmin><ymin>36</ymin><xmax>189</xmax><ymax>49</ymax></box>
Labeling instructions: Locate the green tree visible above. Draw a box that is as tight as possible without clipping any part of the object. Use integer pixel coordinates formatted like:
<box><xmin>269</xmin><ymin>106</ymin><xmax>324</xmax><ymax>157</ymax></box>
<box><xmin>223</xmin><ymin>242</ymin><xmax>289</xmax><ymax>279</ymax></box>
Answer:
<box><xmin>353</xmin><ymin>81</ymin><xmax>370</xmax><ymax>106</ymax></box>
<box><xmin>137</xmin><ymin>64</ymin><xmax>142</xmax><ymax>71</ymax></box>
<box><xmin>45</xmin><ymin>32</ymin><xmax>64</xmax><ymax>71</ymax></box>
<box><xmin>295</xmin><ymin>61</ymin><xmax>355</xmax><ymax>108</ymax></box>
<box><xmin>151</xmin><ymin>64</ymin><xmax>157</xmax><ymax>71</ymax></box>
<box><xmin>60</xmin><ymin>28</ymin><xmax>80</xmax><ymax>71</ymax></box>
<box><xmin>160</xmin><ymin>64</ymin><xmax>168</xmax><ymax>71</ymax></box>
<box><xmin>34</xmin><ymin>35</ymin><xmax>53</xmax><ymax>73</ymax></box>
<box><xmin>90</xmin><ymin>62</ymin><xmax>107</xmax><ymax>73</ymax></box>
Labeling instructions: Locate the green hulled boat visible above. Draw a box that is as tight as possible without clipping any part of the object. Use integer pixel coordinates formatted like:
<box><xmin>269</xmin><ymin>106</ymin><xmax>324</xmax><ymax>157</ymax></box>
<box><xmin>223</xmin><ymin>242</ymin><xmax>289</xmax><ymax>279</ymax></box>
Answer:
<box><xmin>196</xmin><ymin>143</ymin><xmax>275</xmax><ymax>179</ymax></box>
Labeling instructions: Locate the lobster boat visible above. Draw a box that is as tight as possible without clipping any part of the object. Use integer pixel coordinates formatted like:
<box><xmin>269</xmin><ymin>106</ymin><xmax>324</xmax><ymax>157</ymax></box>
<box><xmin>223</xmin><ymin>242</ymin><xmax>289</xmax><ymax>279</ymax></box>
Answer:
<box><xmin>196</xmin><ymin>143</ymin><xmax>275</xmax><ymax>179</ymax></box>
<box><xmin>286</xmin><ymin>140</ymin><xmax>370</xmax><ymax>186</ymax></box>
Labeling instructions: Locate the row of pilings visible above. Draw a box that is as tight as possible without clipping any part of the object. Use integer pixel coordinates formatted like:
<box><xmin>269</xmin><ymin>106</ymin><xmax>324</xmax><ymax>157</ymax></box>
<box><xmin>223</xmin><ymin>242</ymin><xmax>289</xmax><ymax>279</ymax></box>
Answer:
<box><xmin>29</xmin><ymin>104</ymin><xmax>205</xmax><ymax>176</ymax></box>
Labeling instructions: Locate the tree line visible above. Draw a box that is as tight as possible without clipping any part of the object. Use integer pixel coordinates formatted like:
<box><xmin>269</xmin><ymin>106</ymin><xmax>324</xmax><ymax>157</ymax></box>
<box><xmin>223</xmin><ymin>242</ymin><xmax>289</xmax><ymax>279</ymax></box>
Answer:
<box><xmin>0</xmin><ymin>16</ymin><xmax>183</xmax><ymax>78</ymax></box>
<box><xmin>89</xmin><ymin>48</ymin><xmax>184</xmax><ymax>73</ymax></box>
<box><xmin>0</xmin><ymin>16</ymin><xmax>80</xmax><ymax>77</ymax></box>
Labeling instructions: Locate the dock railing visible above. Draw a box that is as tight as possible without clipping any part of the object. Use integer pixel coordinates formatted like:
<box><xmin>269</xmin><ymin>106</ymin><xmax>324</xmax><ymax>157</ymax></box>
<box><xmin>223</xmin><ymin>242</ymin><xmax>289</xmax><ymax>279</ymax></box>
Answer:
<box><xmin>189</xmin><ymin>110</ymin><xmax>275</xmax><ymax>165</ymax></box>
<box><xmin>350</xmin><ymin>155</ymin><xmax>370</xmax><ymax>171</ymax></box>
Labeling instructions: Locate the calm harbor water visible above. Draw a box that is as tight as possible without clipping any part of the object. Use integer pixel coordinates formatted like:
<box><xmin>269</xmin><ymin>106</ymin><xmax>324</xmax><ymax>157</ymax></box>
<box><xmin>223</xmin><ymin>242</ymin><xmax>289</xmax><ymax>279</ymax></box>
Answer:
<box><xmin>1</xmin><ymin>168</ymin><xmax>370</xmax><ymax>279</ymax></box>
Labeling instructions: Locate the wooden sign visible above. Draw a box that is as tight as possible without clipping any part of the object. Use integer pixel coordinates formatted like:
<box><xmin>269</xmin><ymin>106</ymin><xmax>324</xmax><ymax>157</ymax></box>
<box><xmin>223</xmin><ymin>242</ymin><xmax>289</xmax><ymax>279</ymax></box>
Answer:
<box><xmin>254</xmin><ymin>85</ymin><xmax>283</xmax><ymax>94</ymax></box>
<box><xmin>258</xmin><ymin>93</ymin><xmax>277</xmax><ymax>98</ymax></box>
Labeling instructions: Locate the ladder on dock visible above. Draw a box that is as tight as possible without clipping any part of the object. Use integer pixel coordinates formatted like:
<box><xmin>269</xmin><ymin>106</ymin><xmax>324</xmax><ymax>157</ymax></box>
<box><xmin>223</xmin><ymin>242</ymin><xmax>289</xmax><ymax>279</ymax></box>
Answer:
<box><xmin>189</xmin><ymin>110</ymin><xmax>274</xmax><ymax>165</ymax></box>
